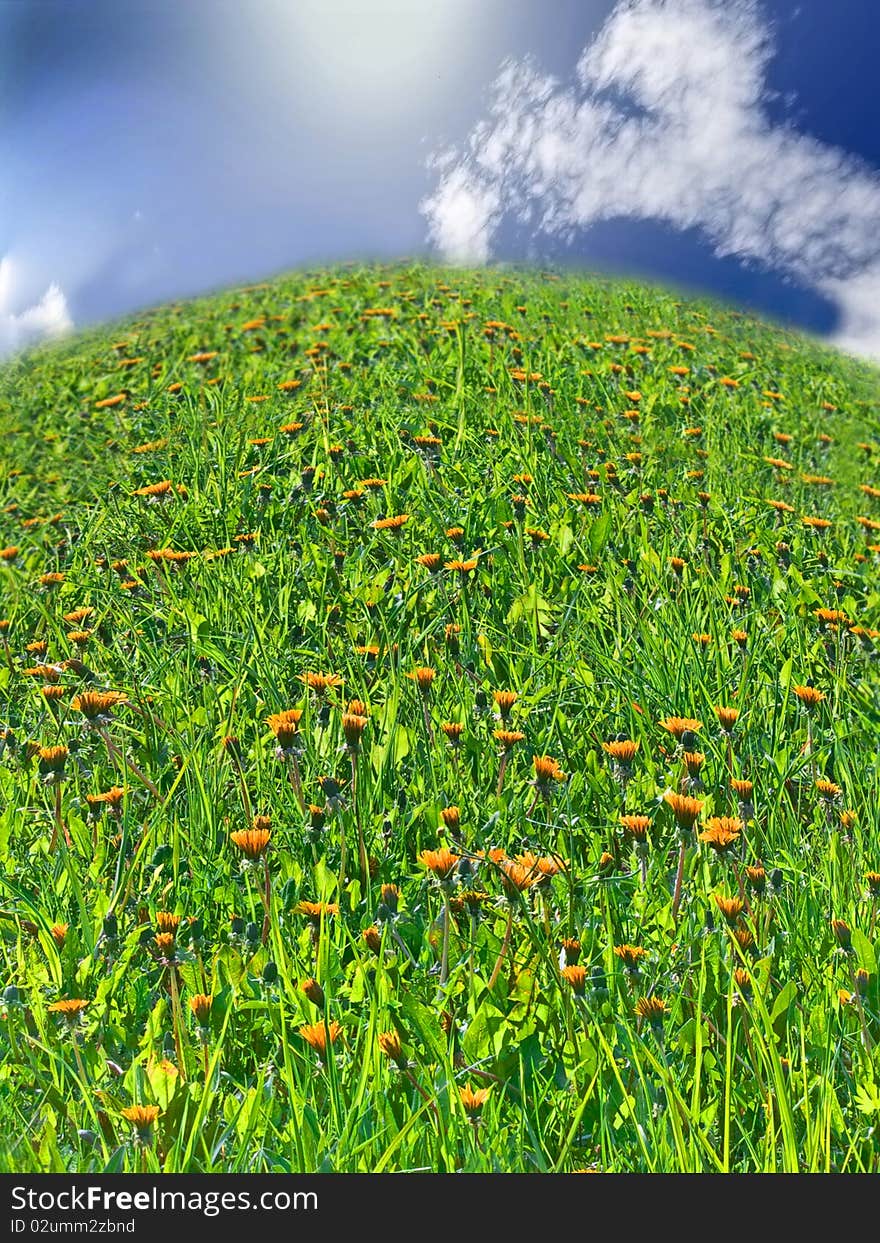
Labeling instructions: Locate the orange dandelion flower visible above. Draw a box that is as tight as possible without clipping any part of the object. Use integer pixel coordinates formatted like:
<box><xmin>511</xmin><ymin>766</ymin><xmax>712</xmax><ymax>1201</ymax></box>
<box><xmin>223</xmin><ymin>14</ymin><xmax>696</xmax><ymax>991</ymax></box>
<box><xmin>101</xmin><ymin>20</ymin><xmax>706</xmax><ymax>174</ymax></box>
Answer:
<box><xmin>560</xmin><ymin>937</ymin><xmax>581</xmax><ymax>966</ymax></box>
<box><xmin>378</xmin><ymin>1030</ymin><xmax>406</xmax><ymax>1065</ymax></box>
<box><xmin>699</xmin><ymin>817</ymin><xmax>743</xmax><ymax>853</ymax></box>
<box><xmin>442</xmin><ymin>722</ymin><xmax>465</xmax><ymax>747</ymax></box>
<box><xmin>86</xmin><ymin>786</ymin><xmax>127</xmax><ymax>813</ymax></box>
<box><xmin>190</xmin><ymin>994</ymin><xmax>213</xmax><ymax>1024</ymax></box>
<box><xmin>603</xmin><ymin>739</ymin><xmax>639</xmax><ymax>764</ymax></box>
<box><xmin>341</xmin><ymin>713</ymin><xmax>368</xmax><ymax>750</ymax></box>
<box><xmin>492</xmin><ymin>690</ymin><xmax>518</xmax><ymax>719</ymax></box>
<box><xmin>614</xmin><ymin>944</ymin><xmax>648</xmax><ymax>971</ymax></box>
<box><xmin>267</xmin><ymin>709</ymin><xmax>303</xmax><ymax>750</ymax></box>
<box><xmin>301</xmin><ymin>672</ymin><xmax>343</xmax><ymax>694</ymax></box>
<box><xmin>71</xmin><ymin>690</ymin><xmax>127</xmax><ymax>722</ymax></box>
<box><xmin>295</xmin><ymin>901</ymin><xmax>339</xmax><ymax>924</ymax></box>
<box><xmin>38</xmin><ymin>745</ymin><xmax>68</xmax><ymax>778</ymax></box>
<box><xmin>418</xmin><ymin>847</ymin><xmax>460</xmax><ymax>880</ymax></box>
<box><xmin>814</xmin><ymin>608</ymin><xmax>849</xmax><ymax>626</ymax></box>
<box><xmin>155</xmin><ymin>911</ymin><xmax>181</xmax><ymax>935</ymax></box>
<box><xmin>561</xmin><ymin>964</ymin><xmax>587</xmax><ymax>994</ymax></box>
<box><xmin>48</xmin><ymin>998</ymin><xmax>89</xmax><ymax>1019</ymax></box>
<box><xmin>659</xmin><ymin>716</ymin><xmax>703</xmax><ymax>741</ymax></box>
<box><xmin>664</xmin><ymin>792</ymin><xmax>704</xmax><ymax>831</ymax></box>
<box><xmin>714</xmin><ymin>894</ymin><xmax>745</xmax><ymax>925</ymax></box>
<box><xmin>498</xmin><ymin>860</ymin><xmax>540</xmax><ymax>897</ymax></box>
<box><xmin>733</xmin><ymin>969</ymin><xmax>752</xmax><ymax>994</ymax></box>
<box><xmin>792</xmin><ymin>684</ymin><xmax>825</xmax><ymax>710</ymax></box>
<box><xmin>635</xmin><ymin>996</ymin><xmax>668</xmax><ymax>1024</ymax></box>
<box><xmin>714</xmin><ymin>706</ymin><xmax>739</xmax><ymax>732</ymax></box>
<box><xmin>620</xmin><ymin>814</ymin><xmax>651</xmax><ymax>842</ymax></box>
<box><xmin>533</xmin><ymin>754</ymin><xmax>565</xmax><ymax>786</ymax></box>
<box><xmin>372</xmin><ymin>514</ymin><xmax>409</xmax><ymax>532</ymax></box>
<box><xmin>133</xmin><ymin>480</ymin><xmax>175</xmax><ymax>500</ymax></box>
<box><xmin>440</xmin><ymin>806</ymin><xmax>461</xmax><ymax>834</ymax></box>
<box><xmin>230</xmin><ymin>827</ymin><xmax>271</xmax><ymax>860</ymax></box>
<box><xmin>299</xmin><ymin>1021</ymin><xmax>343</xmax><ymax>1056</ymax></box>
<box><xmin>745</xmin><ymin>865</ymin><xmax>766</xmax><ymax>893</ymax></box>
<box><xmin>459</xmin><ymin>1085</ymin><xmax>491</xmax><ymax>1118</ymax></box>
<box><xmin>26</xmin><ymin>664</ymin><xmax>62</xmax><ymax>683</ymax></box>
<box><xmin>683</xmin><ymin>750</ymin><xmax>705</xmax><ymax>777</ymax></box>
<box><xmin>120</xmin><ymin>1105</ymin><xmax>160</xmax><ymax>1135</ymax></box>
<box><xmin>154</xmin><ymin>932</ymin><xmax>176</xmax><ymax>958</ymax></box>
<box><xmin>406</xmin><ymin>666</ymin><xmax>436</xmax><ymax>694</ymax></box>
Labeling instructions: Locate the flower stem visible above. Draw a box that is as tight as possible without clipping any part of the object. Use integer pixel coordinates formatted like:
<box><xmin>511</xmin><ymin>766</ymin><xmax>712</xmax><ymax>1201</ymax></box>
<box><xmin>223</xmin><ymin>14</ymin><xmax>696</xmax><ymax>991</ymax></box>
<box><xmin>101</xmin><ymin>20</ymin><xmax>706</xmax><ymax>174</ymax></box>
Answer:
<box><xmin>351</xmin><ymin>752</ymin><xmax>369</xmax><ymax>892</ymax></box>
<box><xmin>261</xmin><ymin>854</ymin><xmax>272</xmax><ymax>946</ymax></box>
<box><xmin>229</xmin><ymin>750</ymin><xmax>252</xmax><ymax>822</ymax></box>
<box><xmin>288</xmin><ymin>753</ymin><xmax>306</xmax><ymax>813</ymax></box>
<box><xmin>850</xmin><ymin>963</ymin><xmax>874</xmax><ymax>1052</ymax></box>
<box><xmin>99</xmin><ymin>727</ymin><xmax>160</xmax><ymax>799</ymax></box>
<box><xmin>671</xmin><ymin>840</ymin><xmax>688</xmax><ymax>924</ymax></box>
<box><xmin>167</xmin><ymin>965</ymin><xmax>187</xmax><ymax>1082</ymax></box>
<box><xmin>420</xmin><ymin>697</ymin><xmax>435</xmax><ymax>749</ymax></box>
<box><xmin>51</xmin><ymin>783</ymin><xmax>71</xmax><ymax>851</ymax></box>
<box><xmin>496</xmin><ymin>752</ymin><xmax>509</xmax><ymax>797</ymax></box>
<box><xmin>487</xmin><ymin>907</ymin><xmax>514</xmax><ymax>990</ymax></box>
<box><xmin>440</xmin><ymin>896</ymin><xmax>451</xmax><ymax>986</ymax></box>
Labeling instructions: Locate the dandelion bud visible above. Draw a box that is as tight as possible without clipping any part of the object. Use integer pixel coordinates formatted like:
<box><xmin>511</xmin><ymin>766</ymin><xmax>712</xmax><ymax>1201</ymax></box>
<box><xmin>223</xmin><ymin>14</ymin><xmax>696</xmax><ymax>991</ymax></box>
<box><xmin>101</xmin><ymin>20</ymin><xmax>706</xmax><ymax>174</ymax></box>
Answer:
<box><xmin>301</xmin><ymin>978</ymin><xmax>325</xmax><ymax>1008</ymax></box>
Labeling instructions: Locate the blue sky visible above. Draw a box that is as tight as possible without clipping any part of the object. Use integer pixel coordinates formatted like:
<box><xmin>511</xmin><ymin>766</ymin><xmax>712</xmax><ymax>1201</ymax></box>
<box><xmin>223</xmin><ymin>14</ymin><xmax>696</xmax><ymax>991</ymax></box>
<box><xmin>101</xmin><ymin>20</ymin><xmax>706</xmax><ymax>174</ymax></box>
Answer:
<box><xmin>2</xmin><ymin>0</ymin><xmax>880</xmax><ymax>358</ymax></box>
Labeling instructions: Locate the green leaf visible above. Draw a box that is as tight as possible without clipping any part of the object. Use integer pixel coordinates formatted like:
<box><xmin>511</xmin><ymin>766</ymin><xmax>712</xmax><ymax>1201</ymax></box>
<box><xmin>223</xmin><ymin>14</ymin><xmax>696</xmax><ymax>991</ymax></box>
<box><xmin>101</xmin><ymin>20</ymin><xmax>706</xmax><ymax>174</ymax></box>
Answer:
<box><xmin>589</xmin><ymin>511</ymin><xmax>611</xmax><ymax>555</ymax></box>
<box><xmin>851</xmin><ymin>928</ymin><xmax>877</xmax><ymax>976</ymax></box>
<box><xmin>854</xmin><ymin>1082</ymin><xmax>880</xmax><ymax>1115</ymax></box>
<box><xmin>146</xmin><ymin>1057</ymin><xmax>180</xmax><ymax>1110</ymax></box>
<box><xmin>770</xmin><ymin>980</ymin><xmax>798</xmax><ymax>1035</ymax></box>
<box><xmin>778</xmin><ymin>657</ymin><xmax>793</xmax><ymax>691</ymax></box>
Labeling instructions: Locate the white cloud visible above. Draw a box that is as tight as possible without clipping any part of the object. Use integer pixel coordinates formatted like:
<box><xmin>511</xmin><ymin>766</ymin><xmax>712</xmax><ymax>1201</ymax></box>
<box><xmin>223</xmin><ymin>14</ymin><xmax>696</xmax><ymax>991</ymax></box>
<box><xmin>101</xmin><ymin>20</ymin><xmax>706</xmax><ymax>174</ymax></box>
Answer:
<box><xmin>820</xmin><ymin>265</ymin><xmax>880</xmax><ymax>361</ymax></box>
<box><xmin>421</xmin><ymin>0</ymin><xmax>880</xmax><ymax>361</ymax></box>
<box><xmin>0</xmin><ymin>255</ymin><xmax>72</xmax><ymax>358</ymax></box>
<box><xmin>421</xmin><ymin>164</ymin><xmax>501</xmax><ymax>264</ymax></box>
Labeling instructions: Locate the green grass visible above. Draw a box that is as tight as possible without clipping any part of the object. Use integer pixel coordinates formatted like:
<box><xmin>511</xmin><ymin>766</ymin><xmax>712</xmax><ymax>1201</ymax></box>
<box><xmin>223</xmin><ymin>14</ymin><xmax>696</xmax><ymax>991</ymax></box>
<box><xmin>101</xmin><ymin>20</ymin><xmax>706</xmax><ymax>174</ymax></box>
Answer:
<box><xmin>1</xmin><ymin>262</ymin><xmax>879</xmax><ymax>1174</ymax></box>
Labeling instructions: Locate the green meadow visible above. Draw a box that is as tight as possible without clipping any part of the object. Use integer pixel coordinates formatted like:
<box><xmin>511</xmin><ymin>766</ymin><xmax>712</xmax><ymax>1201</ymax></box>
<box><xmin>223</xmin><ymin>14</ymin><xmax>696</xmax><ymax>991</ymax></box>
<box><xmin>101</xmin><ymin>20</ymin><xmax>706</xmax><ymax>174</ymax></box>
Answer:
<box><xmin>1</xmin><ymin>263</ymin><xmax>879</xmax><ymax>1173</ymax></box>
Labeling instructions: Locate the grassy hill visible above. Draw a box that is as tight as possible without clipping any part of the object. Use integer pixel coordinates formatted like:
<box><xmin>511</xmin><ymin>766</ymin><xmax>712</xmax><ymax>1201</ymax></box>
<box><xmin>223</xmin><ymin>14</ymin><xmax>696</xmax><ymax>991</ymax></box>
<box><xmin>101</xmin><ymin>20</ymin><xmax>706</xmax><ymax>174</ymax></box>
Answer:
<box><xmin>1</xmin><ymin>263</ymin><xmax>879</xmax><ymax>1173</ymax></box>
